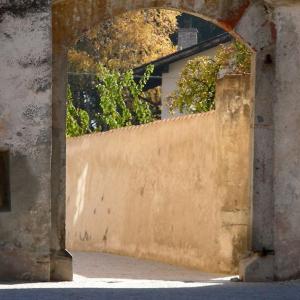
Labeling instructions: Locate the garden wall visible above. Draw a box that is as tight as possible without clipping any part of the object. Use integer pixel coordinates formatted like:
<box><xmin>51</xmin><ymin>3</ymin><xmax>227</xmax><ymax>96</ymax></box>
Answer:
<box><xmin>66</xmin><ymin>75</ymin><xmax>252</xmax><ymax>274</ymax></box>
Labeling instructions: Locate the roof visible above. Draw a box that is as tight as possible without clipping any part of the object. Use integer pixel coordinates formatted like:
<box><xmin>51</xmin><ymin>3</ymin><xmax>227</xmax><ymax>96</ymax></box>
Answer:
<box><xmin>133</xmin><ymin>33</ymin><xmax>232</xmax><ymax>90</ymax></box>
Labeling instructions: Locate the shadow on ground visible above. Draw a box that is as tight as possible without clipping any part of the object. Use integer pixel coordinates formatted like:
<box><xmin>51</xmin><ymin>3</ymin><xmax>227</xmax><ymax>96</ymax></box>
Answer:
<box><xmin>0</xmin><ymin>252</ymin><xmax>300</xmax><ymax>300</ymax></box>
<box><xmin>1</xmin><ymin>284</ymin><xmax>300</xmax><ymax>300</ymax></box>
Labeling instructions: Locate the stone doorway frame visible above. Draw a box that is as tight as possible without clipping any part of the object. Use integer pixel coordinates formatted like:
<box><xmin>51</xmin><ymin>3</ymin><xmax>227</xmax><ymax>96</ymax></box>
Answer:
<box><xmin>51</xmin><ymin>0</ymin><xmax>298</xmax><ymax>282</ymax></box>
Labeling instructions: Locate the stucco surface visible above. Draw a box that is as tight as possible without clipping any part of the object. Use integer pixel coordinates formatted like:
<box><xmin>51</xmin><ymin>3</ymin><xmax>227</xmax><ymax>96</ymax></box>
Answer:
<box><xmin>0</xmin><ymin>6</ymin><xmax>52</xmax><ymax>281</ymax></box>
<box><xmin>66</xmin><ymin>75</ymin><xmax>252</xmax><ymax>275</ymax></box>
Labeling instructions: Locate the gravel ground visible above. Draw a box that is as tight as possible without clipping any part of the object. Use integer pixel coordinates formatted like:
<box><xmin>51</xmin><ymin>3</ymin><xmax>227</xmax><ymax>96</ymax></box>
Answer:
<box><xmin>0</xmin><ymin>252</ymin><xmax>299</xmax><ymax>300</ymax></box>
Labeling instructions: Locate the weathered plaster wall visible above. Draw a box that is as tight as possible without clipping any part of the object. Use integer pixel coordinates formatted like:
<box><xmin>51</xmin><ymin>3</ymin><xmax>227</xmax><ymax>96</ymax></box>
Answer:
<box><xmin>66</xmin><ymin>75</ymin><xmax>252</xmax><ymax>274</ymax></box>
<box><xmin>0</xmin><ymin>2</ymin><xmax>52</xmax><ymax>281</ymax></box>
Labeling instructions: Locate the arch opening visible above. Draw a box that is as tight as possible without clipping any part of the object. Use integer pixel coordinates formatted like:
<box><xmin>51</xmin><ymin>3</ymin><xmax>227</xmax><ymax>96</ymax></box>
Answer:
<box><xmin>51</xmin><ymin>2</ymin><xmax>256</xmax><ymax>281</ymax></box>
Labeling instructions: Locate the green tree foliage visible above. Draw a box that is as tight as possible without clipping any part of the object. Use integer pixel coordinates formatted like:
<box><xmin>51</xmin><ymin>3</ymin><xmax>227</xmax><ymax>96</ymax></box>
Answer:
<box><xmin>66</xmin><ymin>65</ymin><xmax>155</xmax><ymax>136</ymax></box>
<box><xmin>96</xmin><ymin>64</ymin><xmax>154</xmax><ymax>131</ymax></box>
<box><xmin>169</xmin><ymin>41</ymin><xmax>252</xmax><ymax>114</ymax></box>
<box><xmin>66</xmin><ymin>86</ymin><xmax>90</xmax><ymax>137</ymax></box>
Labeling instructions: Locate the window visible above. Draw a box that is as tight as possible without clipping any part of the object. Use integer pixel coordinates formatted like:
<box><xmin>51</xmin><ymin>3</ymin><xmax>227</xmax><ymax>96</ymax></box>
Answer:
<box><xmin>0</xmin><ymin>150</ymin><xmax>10</xmax><ymax>211</ymax></box>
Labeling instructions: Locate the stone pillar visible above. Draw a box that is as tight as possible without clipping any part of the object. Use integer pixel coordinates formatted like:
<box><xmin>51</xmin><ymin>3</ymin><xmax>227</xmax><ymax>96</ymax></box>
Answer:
<box><xmin>0</xmin><ymin>3</ymin><xmax>52</xmax><ymax>281</ymax></box>
<box><xmin>235</xmin><ymin>0</ymin><xmax>277</xmax><ymax>281</ymax></box>
<box><xmin>272</xmin><ymin>3</ymin><xmax>300</xmax><ymax>281</ymax></box>
<box><xmin>238</xmin><ymin>0</ymin><xmax>300</xmax><ymax>281</ymax></box>
<box><xmin>239</xmin><ymin>45</ymin><xmax>277</xmax><ymax>282</ymax></box>
<box><xmin>51</xmin><ymin>45</ymin><xmax>73</xmax><ymax>281</ymax></box>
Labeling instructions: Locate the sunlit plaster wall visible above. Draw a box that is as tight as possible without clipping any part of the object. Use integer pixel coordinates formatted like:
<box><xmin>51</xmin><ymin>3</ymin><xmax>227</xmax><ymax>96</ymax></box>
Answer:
<box><xmin>66</xmin><ymin>75</ymin><xmax>251</xmax><ymax>274</ymax></box>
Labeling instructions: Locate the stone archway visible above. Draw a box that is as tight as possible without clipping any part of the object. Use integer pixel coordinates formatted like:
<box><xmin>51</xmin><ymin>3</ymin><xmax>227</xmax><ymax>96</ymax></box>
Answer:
<box><xmin>51</xmin><ymin>0</ymin><xmax>276</xmax><ymax>282</ymax></box>
<box><xmin>0</xmin><ymin>0</ymin><xmax>299</xmax><ymax>283</ymax></box>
